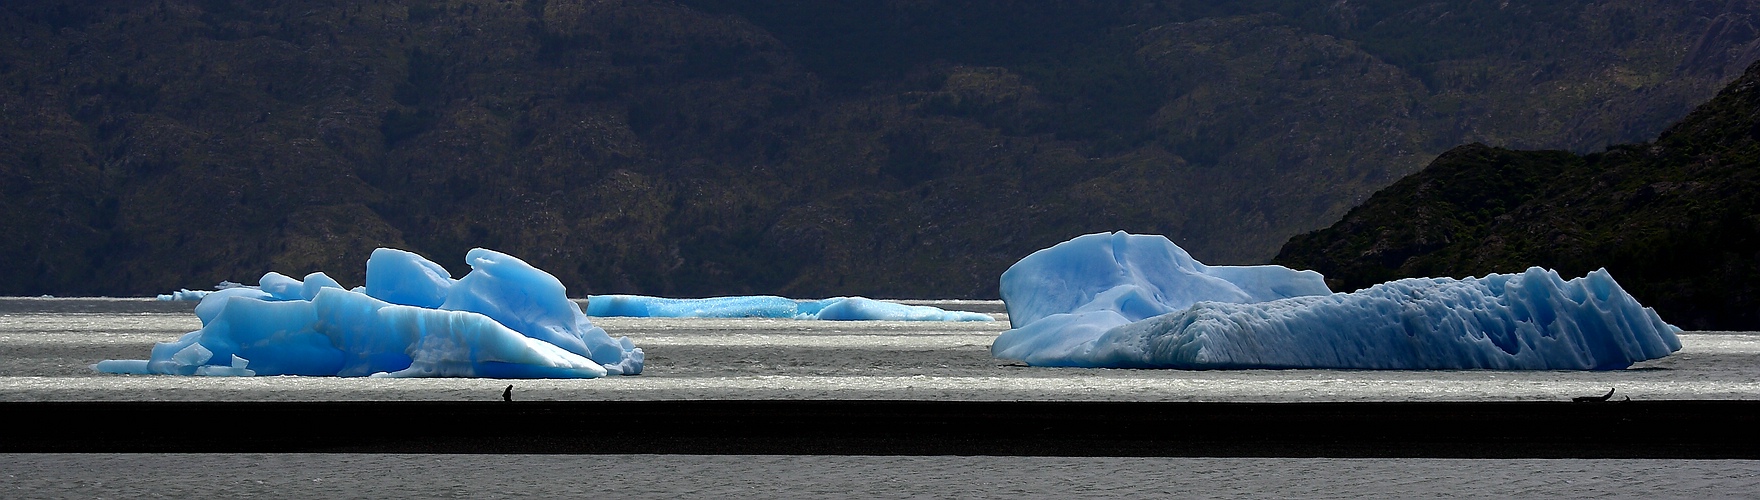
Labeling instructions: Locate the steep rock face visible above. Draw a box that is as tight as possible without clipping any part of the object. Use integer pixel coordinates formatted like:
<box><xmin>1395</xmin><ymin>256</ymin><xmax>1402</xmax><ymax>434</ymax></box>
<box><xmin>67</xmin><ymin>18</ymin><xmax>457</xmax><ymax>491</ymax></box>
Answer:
<box><xmin>2</xmin><ymin>0</ymin><xmax>1757</xmax><ymax>298</ymax></box>
<box><xmin>1276</xmin><ymin>60</ymin><xmax>1760</xmax><ymax>330</ymax></box>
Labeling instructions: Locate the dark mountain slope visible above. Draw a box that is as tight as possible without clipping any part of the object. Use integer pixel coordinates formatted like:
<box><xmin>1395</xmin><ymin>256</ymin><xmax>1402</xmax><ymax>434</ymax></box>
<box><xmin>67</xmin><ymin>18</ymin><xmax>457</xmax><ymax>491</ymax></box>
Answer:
<box><xmin>3</xmin><ymin>1</ymin><xmax>1757</xmax><ymax>298</ymax></box>
<box><xmin>1276</xmin><ymin>60</ymin><xmax>1760</xmax><ymax>330</ymax></box>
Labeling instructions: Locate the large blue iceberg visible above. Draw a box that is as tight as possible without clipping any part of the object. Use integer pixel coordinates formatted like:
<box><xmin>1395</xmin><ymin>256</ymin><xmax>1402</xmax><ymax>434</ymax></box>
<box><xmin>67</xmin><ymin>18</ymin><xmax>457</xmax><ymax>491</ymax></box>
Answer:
<box><xmin>586</xmin><ymin>295</ymin><xmax>994</xmax><ymax>321</ymax></box>
<box><xmin>96</xmin><ymin>248</ymin><xmax>643</xmax><ymax>378</ymax></box>
<box><xmin>991</xmin><ymin>231</ymin><xmax>1681</xmax><ymax>370</ymax></box>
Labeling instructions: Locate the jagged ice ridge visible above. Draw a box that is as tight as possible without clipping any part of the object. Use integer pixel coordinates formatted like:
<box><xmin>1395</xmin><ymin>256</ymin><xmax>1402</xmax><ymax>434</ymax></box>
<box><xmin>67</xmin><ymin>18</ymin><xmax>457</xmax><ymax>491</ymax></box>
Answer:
<box><xmin>95</xmin><ymin>248</ymin><xmax>643</xmax><ymax>378</ymax></box>
<box><xmin>991</xmin><ymin>231</ymin><xmax>1681</xmax><ymax>370</ymax></box>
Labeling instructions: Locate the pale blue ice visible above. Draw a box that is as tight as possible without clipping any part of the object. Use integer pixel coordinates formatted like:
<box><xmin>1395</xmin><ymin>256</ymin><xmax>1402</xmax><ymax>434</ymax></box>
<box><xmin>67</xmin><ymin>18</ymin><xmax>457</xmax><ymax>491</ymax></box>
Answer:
<box><xmin>587</xmin><ymin>295</ymin><xmax>994</xmax><ymax>321</ymax></box>
<box><xmin>991</xmin><ymin>231</ymin><xmax>1681</xmax><ymax>370</ymax></box>
<box><xmin>156</xmin><ymin>281</ymin><xmax>257</xmax><ymax>301</ymax></box>
<box><xmin>154</xmin><ymin>289</ymin><xmax>212</xmax><ymax>301</ymax></box>
<box><xmin>95</xmin><ymin>248</ymin><xmax>642</xmax><ymax>378</ymax></box>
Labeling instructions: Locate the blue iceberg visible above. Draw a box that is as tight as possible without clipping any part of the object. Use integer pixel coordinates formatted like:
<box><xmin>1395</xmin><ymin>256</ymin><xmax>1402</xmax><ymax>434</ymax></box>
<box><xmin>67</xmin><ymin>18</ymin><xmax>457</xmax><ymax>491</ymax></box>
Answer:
<box><xmin>95</xmin><ymin>248</ymin><xmax>643</xmax><ymax>378</ymax></box>
<box><xmin>586</xmin><ymin>294</ymin><xmax>994</xmax><ymax>321</ymax></box>
<box><xmin>991</xmin><ymin>231</ymin><xmax>1681</xmax><ymax>370</ymax></box>
<box><xmin>155</xmin><ymin>289</ymin><xmax>211</xmax><ymax>301</ymax></box>
<box><xmin>155</xmin><ymin>281</ymin><xmax>249</xmax><ymax>301</ymax></box>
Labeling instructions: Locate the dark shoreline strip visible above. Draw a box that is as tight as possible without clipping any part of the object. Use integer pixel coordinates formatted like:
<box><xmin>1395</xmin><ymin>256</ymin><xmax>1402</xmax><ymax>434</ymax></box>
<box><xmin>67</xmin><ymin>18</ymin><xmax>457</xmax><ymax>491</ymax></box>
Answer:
<box><xmin>9</xmin><ymin>400</ymin><xmax>1756</xmax><ymax>457</ymax></box>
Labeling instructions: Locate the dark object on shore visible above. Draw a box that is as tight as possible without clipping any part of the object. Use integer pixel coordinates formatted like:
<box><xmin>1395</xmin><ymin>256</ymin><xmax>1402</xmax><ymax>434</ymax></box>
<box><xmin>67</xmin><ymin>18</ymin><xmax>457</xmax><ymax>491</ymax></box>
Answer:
<box><xmin>1573</xmin><ymin>388</ymin><xmax>1615</xmax><ymax>402</ymax></box>
<box><xmin>502</xmin><ymin>385</ymin><xmax>513</xmax><ymax>402</ymax></box>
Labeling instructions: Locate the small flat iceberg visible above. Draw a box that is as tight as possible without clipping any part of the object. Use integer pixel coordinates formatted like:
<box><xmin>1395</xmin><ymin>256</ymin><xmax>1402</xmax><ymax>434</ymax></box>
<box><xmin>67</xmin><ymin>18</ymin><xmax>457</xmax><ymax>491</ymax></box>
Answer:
<box><xmin>155</xmin><ymin>281</ymin><xmax>249</xmax><ymax>301</ymax></box>
<box><xmin>586</xmin><ymin>295</ymin><xmax>994</xmax><ymax>321</ymax></box>
<box><xmin>991</xmin><ymin>231</ymin><xmax>1681</xmax><ymax>370</ymax></box>
<box><xmin>155</xmin><ymin>289</ymin><xmax>212</xmax><ymax>301</ymax></box>
<box><xmin>96</xmin><ymin>248</ymin><xmax>643</xmax><ymax>378</ymax></box>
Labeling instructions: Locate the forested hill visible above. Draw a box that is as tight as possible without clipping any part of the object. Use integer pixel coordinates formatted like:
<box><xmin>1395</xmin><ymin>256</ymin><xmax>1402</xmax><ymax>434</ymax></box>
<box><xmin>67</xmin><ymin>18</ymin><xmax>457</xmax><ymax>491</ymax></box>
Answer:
<box><xmin>4</xmin><ymin>1</ymin><xmax>1757</xmax><ymax>298</ymax></box>
<box><xmin>1275</xmin><ymin>60</ymin><xmax>1760</xmax><ymax>330</ymax></box>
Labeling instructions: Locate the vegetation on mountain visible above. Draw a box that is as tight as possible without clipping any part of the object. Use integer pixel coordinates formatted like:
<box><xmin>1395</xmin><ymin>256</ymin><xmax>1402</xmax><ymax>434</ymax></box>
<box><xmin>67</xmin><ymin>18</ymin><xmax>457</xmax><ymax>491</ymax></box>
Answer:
<box><xmin>1276</xmin><ymin>60</ymin><xmax>1760</xmax><ymax>330</ymax></box>
<box><xmin>3</xmin><ymin>0</ymin><xmax>1756</xmax><ymax>298</ymax></box>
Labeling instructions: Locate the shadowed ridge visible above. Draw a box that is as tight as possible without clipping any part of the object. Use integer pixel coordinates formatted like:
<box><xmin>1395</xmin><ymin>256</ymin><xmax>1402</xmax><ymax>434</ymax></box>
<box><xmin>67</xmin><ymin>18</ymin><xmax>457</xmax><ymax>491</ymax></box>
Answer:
<box><xmin>1275</xmin><ymin>59</ymin><xmax>1760</xmax><ymax>330</ymax></box>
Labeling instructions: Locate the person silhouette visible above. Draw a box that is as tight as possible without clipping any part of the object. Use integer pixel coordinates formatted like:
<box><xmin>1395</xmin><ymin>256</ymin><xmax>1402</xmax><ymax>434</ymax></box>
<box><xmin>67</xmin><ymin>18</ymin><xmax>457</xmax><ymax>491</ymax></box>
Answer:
<box><xmin>503</xmin><ymin>384</ymin><xmax>513</xmax><ymax>402</ymax></box>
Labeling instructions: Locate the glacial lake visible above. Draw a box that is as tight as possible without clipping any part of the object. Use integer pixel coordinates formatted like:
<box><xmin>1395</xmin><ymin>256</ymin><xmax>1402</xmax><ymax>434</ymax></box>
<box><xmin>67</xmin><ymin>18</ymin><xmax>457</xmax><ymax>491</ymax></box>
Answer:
<box><xmin>5</xmin><ymin>454</ymin><xmax>1758</xmax><ymax>499</ymax></box>
<box><xmin>1</xmin><ymin>297</ymin><xmax>1757</xmax><ymax>402</ymax></box>
<box><xmin>3</xmin><ymin>297</ymin><xmax>1758</xmax><ymax>498</ymax></box>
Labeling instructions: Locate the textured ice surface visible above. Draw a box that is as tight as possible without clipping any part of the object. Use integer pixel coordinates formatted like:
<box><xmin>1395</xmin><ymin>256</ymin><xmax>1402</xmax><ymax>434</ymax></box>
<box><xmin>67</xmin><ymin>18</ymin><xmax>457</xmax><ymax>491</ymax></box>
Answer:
<box><xmin>992</xmin><ymin>231</ymin><xmax>1681</xmax><ymax>370</ymax></box>
<box><xmin>94</xmin><ymin>248</ymin><xmax>641</xmax><ymax>378</ymax></box>
<box><xmin>587</xmin><ymin>295</ymin><xmax>994</xmax><ymax>321</ymax></box>
<box><xmin>365</xmin><ymin>248</ymin><xmax>456</xmax><ymax>308</ymax></box>
<box><xmin>993</xmin><ymin>231</ymin><xmax>1331</xmax><ymax>362</ymax></box>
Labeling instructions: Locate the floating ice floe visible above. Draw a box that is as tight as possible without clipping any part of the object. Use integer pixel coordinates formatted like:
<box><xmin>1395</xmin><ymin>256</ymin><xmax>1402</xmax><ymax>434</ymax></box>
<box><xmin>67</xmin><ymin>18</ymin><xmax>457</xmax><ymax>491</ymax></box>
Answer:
<box><xmin>991</xmin><ymin>231</ymin><xmax>1681</xmax><ymax>370</ymax></box>
<box><xmin>586</xmin><ymin>295</ymin><xmax>994</xmax><ymax>321</ymax></box>
<box><xmin>155</xmin><ymin>289</ymin><xmax>211</xmax><ymax>301</ymax></box>
<box><xmin>96</xmin><ymin>248</ymin><xmax>643</xmax><ymax>378</ymax></box>
<box><xmin>155</xmin><ymin>281</ymin><xmax>250</xmax><ymax>301</ymax></box>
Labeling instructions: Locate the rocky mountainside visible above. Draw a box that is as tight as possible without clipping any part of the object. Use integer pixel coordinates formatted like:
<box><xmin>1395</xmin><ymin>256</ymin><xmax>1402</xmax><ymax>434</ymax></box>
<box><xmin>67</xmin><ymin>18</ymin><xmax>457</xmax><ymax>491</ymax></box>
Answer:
<box><xmin>4</xmin><ymin>0</ymin><xmax>1758</xmax><ymax>298</ymax></box>
<box><xmin>1276</xmin><ymin>60</ymin><xmax>1760</xmax><ymax>330</ymax></box>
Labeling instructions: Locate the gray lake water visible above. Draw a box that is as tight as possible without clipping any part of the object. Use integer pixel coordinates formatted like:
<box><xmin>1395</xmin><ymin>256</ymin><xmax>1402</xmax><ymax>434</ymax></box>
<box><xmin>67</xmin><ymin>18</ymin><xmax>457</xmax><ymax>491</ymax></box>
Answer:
<box><xmin>1</xmin><ymin>297</ymin><xmax>1757</xmax><ymax>402</ymax></box>
<box><xmin>0</xmin><ymin>454</ymin><xmax>1756</xmax><ymax>499</ymax></box>
<box><xmin>4</xmin><ymin>298</ymin><xmax>1758</xmax><ymax>498</ymax></box>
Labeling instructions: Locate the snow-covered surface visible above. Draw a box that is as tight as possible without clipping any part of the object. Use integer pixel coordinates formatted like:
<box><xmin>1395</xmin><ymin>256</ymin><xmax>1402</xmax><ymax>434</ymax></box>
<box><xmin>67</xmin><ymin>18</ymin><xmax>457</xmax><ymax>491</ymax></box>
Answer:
<box><xmin>587</xmin><ymin>294</ymin><xmax>994</xmax><ymax>321</ymax></box>
<box><xmin>93</xmin><ymin>248</ymin><xmax>642</xmax><ymax>378</ymax></box>
<box><xmin>992</xmin><ymin>231</ymin><xmax>1681</xmax><ymax>370</ymax></box>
